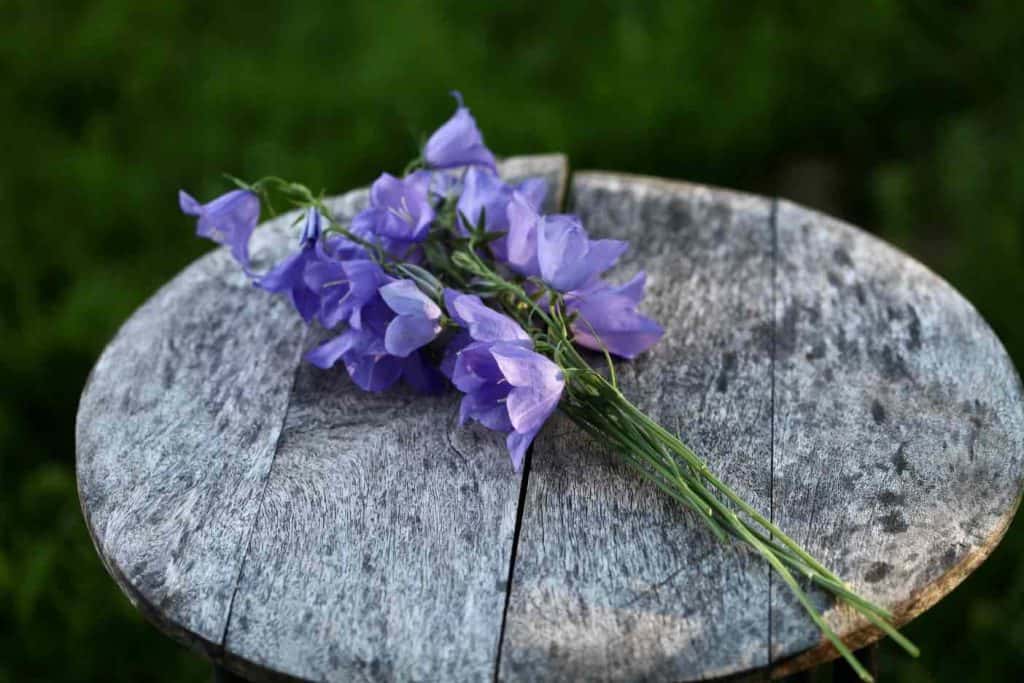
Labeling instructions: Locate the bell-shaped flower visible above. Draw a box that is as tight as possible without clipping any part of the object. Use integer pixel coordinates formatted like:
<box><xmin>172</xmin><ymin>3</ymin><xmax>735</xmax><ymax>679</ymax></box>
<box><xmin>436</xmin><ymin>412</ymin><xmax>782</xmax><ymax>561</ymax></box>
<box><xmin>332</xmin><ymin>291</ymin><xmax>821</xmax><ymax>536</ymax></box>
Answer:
<box><xmin>443</xmin><ymin>289</ymin><xmax>561</xmax><ymax>470</ymax></box>
<box><xmin>506</xmin><ymin>196</ymin><xmax>627</xmax><ymax>291</ymax></box>
<box><xmin>379</xmin><ymin>280</ymin><xmax>443</xmax><ymax>357</ymax></box>
<box><xmin>179</xmin><ymin>188</ymin><xmax>260</xmax><ymax>269</ymax></box>
<box><xmin>304</xmin><ymin>257</ymin><xmax>391</xmax><ymax>329</ymax></box>
<box><xmin>351</xmin><ymin>171</ymin><xmax>435</xmax><ymax>257</ymax></box>
<box><xmin>255</xmin><ymin>208</ymin><xmax>323</xmax><ymax>322</ymax></box>
<box><xmin>537</xmin><ymin>215</ymin><xmax>628</xmax><ymax>292</ymax></box>
<box><xmin>306</xmin><ymin>295</ymin><xmax>445</xmax><ymax>395</ymax></box>
<box><xmin>566</xmin><ymin>273</ymin><xmax>664</xmax><ymax>359</ymax></box>
<box><xmin>444</xmin><ymin>290</ymin><xmax>531</xmax><ymax>346</ymax></box>
<box><xmin>456</xmin><ymin>167</ymin><xmax>547</xmax><ymax>260</ymax></box>
<box><xmin>451</xmin><ymin>341</ymin><xmax>564</xmax><ymax>471</ymax></box>
<box><xmin>424</xmin><ymin>91</ymin><xmax>497</xmax><ymax>172</ymax></box>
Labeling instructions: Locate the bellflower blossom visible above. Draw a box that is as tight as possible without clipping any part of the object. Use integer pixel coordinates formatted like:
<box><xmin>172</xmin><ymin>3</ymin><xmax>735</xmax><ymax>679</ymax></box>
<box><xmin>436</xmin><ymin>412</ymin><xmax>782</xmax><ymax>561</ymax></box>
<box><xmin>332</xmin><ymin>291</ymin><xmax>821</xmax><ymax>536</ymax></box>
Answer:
<box><xmin>179</xmin><ymin>188</ymin><xmax>260</xmax><ymax>269</ymax></box>
<box><xmin>456</xmin><ymin>167</ymin><xmax>547</xmax><ymax>260</ymax></box>
<box><xmin>255</xmin><ymin>208</ymin><xmax>324</xmax><ymax>322</ymax></box>
<box><xmin>379</xmin><ymin>280</ymin><xmax>443</xmax><ymax>357</ymax></box>
<box><xmin>306</xmin><ymin>292</ymin><xmax>444</xmax><ymax>395</ymax></box>
<box><xmin>445</xmin><ymin>291</ymin><xmax>563</xmax><ymax>470</ymax></box>
<box><xmin>352</xmin><ymin>171</ymin><xmax>435</xmax><ymax>258</ymax></box>
<box><xmin>424</xmin><ymin>91</ymin><xmax>497</xmax><ymax>172</ymax></box>
<box><xmin>304</xmin><ymin>257</ymin><xmax>391</xmax><ymax>330</ymax></box>
<box><xmin>566</xmin><ymin>273</ymin><xmax>664</xmax><ymax>359</ymax></box>
<box><xmin>505</xmin><ymin>194</ymin><xmax>662</xmax><ymax>357</ymax></box>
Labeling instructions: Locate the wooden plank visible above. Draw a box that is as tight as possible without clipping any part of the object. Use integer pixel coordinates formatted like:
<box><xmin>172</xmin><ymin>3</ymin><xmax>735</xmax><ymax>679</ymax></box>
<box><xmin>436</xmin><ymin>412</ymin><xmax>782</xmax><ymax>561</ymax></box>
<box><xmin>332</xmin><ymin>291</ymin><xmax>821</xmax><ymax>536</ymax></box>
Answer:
<box><xmin>220</xmin><ymin>156</ymin><xmax>569</xmax><ymax>681</ymax></box>
<box><xmin>498</xmin><ymin>173</ymin><xmax>775</xmax><ymax>681</ymax></box>
<box><xmin>769</xmin><ymin>200</ymin><xmax>1024</xmax><ymax>674</ymax></box>
<box><xmin>75</xmin><ymin>215</ymin><xmax>309</xmax><ymax>653</ymax></box>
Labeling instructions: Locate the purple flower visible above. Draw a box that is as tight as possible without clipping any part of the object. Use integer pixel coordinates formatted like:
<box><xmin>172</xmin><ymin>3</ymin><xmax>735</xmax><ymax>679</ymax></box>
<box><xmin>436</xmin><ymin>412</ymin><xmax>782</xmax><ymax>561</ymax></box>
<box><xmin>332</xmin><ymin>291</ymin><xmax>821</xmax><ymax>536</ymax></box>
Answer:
<box><xmin>444</xmin><ymin>289</ymin><xmax>531</xmax><ymax>346</ymax></box>
<box><xmin>451</xmin><ymin>341</ymin><xmax>564</xmax><ymax>471</ymax></box>
<box><xmin>304</xmin><ymin>257</ymin><xmax>391</xmax><ymax>329</ymax></box>
<box><xmin>456</xmin><ymin>167</ymin><xmax>547</xmax><ymax>260</ymax></box>
<box><xmin>506</xmin><ymin>197</ymin><xmax>628</xmax><ymax>291</ymax></box>
<box><xmin>424</xmin><ymin>91</ymin><xmax>497</xmax><ymax>172</ymax></box>
<box><xmin>567</xmin><ymin>273</ymin><xmax>664</xmax><ymax>359</ymax></box>
<box><xmin>444</xmin><ymin>290</ymin><xmax>562</xmax><ymax>470</ymax></box>
<box><xmin>255</xmin><ymin>208</ymin><xmax>323</xmax><ymax>322</ymax></box>
<box><xmin>306</xmin><ymin>325</ymin><xmax>401</xmax><ymax>391</ymax></box>
<box><xmin>505</xmin><ymin>191</ymin><xmax>544</xmax><ymax>277</ymax></box>
<box><xmin>538</xmin><ymin>215</ymin><xmax>628</xmax><ymax>292</ymax></box>
<box><xmin>352</xmin><ymin>171</ymin><xmax>435</xmax><ymax>257</ymax></box>
<box><xmin>506</xmin><ymin>199</ymin><xmax>662</xmax><ymax>358</ymax></box>
<box><xmin>179</xmin><ymin>188</ymin><xmax>260</xmax><ymax>269</ymax></box>
<box><xmin>379</xmin><ymin>280</ymin><xmax>443</xmax><ymax>357</ymax></box>
<box><xmin>306</xmin><ymin>295</ymin><xmax>445</xmax><ymax>395</ymax></box>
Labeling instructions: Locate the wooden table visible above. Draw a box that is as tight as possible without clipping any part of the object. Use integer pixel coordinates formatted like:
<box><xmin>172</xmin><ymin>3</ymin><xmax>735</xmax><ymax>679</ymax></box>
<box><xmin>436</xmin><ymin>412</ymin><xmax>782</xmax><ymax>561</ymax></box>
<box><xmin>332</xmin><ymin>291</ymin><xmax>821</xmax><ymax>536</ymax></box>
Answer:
<box><xmin>76</xmin><ymin>155</ymin><xmax>1024</xmax><ymax>681</ymax></box>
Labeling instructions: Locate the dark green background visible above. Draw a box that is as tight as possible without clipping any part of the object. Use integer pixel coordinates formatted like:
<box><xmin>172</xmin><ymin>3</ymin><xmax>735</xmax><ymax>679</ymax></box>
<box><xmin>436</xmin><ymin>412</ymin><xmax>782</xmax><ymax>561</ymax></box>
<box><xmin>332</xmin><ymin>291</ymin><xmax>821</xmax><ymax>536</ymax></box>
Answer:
<box><xmin>2</xmin><ymin>1</ymin><xmax>1022</xmax><ymax>681</ymax></box>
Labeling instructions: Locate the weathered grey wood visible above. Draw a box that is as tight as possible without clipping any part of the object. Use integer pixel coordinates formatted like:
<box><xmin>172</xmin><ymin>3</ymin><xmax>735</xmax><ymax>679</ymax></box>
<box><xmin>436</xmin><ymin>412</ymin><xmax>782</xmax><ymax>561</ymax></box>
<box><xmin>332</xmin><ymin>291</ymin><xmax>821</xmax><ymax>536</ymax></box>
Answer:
<box><xmin>769</xmin><ymin>200</ymin><xmax>1024</xmax><ymax>675</ymax></box>
<box><xmin>499</xmin><ymin>173</ymin><xmax>776</xmax><ymax>681</ymax></box>
<box><xmin>218</xmin><ymin>156</ymin><xmax>570</xmax><ymax>682</ymax></box>
<box><xmin>77</xmin><ymin>158</ymin><xmax>1024</xmax><ymax>682</ymax></box>
<box><xmin>75</xmin><ymin>220</ymin><xmax>309</xmax><ymax>654</ymax></box>
<box><xmin>75</xmin><ymin>155</ymin><xmax>568</xmax><ymax>679</ymax></box>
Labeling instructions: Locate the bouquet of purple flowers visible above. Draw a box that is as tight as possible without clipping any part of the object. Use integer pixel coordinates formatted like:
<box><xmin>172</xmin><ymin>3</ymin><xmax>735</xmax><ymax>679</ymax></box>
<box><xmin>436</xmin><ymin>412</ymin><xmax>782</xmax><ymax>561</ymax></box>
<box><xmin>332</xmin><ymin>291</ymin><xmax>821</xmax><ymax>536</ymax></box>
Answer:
<box><xmin>180</xmin><ymin>93</ymin><xmax>916</xmax><ymax>681</ymax></box>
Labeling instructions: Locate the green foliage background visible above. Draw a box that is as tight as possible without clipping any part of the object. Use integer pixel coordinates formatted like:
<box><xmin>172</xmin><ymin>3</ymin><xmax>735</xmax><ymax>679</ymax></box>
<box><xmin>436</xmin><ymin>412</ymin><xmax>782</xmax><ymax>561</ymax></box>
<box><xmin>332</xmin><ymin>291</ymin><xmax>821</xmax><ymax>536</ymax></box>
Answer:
<box><xmin>2</xmin><ymin>1</ymin><xmax>1023</xmax><ymax>680</ymax></box>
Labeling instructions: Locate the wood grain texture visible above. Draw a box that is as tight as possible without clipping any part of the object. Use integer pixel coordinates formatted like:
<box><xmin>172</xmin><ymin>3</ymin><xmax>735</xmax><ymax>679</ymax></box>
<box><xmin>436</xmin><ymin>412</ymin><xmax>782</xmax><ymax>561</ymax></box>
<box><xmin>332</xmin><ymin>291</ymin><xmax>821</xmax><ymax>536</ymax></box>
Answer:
<box><xmin>498</xmin><ymin>173</ymin><xmax>776</xmax><ymax>681</ymax></box>
<box><xmin>769</xmin><ymin>200</ymin><xmax>1024</xmax><ymax>675</ymax></box>
<box><xmin>76</xmin><ymin>158</ymin><xmax>1024</xmax><ymax>682</ymax></box>
<box><xmin>219</xmin><ymin>156</ymin><xmax>569</xmax><ymax>682</ymax></box>
<box><xmin>74</xmin><ymin>221</ymin><xmax>309</xmax><ymax>653</ymax></box>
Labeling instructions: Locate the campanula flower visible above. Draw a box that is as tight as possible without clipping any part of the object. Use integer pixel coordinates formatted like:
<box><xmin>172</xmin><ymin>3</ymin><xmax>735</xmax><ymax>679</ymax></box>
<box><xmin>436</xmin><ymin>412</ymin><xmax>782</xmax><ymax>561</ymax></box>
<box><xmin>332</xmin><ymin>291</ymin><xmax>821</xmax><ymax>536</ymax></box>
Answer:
<box><xmin>306</xmin><ymin>296</ymin><xmax>445</xmax><ymax>394</ymax></box>
<box><xmin>567</xmin><ymin>273</ymin><xmax>664</xmax><ymax>359</ymax></box>
<box><xmin>456</xmin><ymin>167</ymin><xmax>547</xmax><ymax>260</ymax></box>
<box><xmin>379</xmin><ymin>280</ymin><xmax>443</xmax><ymax>357</ymax></box>
<box><xmin>424</xmin><ymin>91</ymin><xmax>497</xmax><ymax>172</ymax></box>
<box><xmin>444</xmin><ymin>290</ymin><xmax>531</xmax><ymax>346</ymax></box>
<box><xmin>506</xmin><ymin>196</ymin><xmax>628</xmax><ymax>291</ymax></box>
<box><xmin>443</xmin><ymin>289</ymin><xmax>561</xmax><ymax>469</ymax></box>
<box><xmin>451</xmin><ymin>341</ymin><xmax>564</xmax><ymax>471</ymax></box>
<box><xmin>304</xmin><ymin>257</ymin><xmax>391</xmax><ymax>329</ymax></box>
<box><xmin>352</xmin><ymin>171</ymin><xmax>435</xmax><ymax>257</ymax></box>
<box><xmin>255</xmin><ymin>208</ymin><xmax>323</xmax><ymax>322</ymax></box>
<box><xmin>179</xmin><ymin>188</ymin><xmax>260</xmax><ymax>269</ymax></box>
<box><xmin>537</xmin><ymin>215</ymin><xmax>628</xmax><ymax>292</ymax></box>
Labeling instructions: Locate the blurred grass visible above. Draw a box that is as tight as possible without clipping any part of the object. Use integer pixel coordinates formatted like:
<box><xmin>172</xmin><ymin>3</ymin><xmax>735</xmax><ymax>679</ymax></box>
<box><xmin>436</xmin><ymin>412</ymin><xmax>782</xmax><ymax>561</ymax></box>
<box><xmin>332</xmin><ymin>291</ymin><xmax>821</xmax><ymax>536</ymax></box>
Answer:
<box><xmin>1</xmin><ymin>1</ymin><xmax>1023</xmax><ymax>680</ymax></box>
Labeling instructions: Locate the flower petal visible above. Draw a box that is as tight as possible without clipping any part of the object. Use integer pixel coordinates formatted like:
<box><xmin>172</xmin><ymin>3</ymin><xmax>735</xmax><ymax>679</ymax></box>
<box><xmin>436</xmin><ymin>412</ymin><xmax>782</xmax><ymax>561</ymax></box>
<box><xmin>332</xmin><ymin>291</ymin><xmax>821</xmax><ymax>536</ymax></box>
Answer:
<box><xmin>537</xmin><ymin>215</ymin><xmax>592</xmax><ymax>291</ymax></box>
<box><xmin>570</xmin><ymin>291</ymin><xmax>664</xmax><ymax>359</ymax></box>
<box><xmin>506</xmin><ymin>428</ymin><xmax>540</xmax><ymax>472</ymax></box>
<box><xmin>440</xmin><ymin>330</ymin><xmax>472</xmax><ymax>379</ymax></box>
<box><xmin>423</xmin><ymin>91</ymin><xmax>497</xmax><ymax>171</ymax></box>
<box><xmin>401</xmin><ymin>352</ymin><xmax>446</xmax><ymax>395</ymax></box>
<box><xmin>305</xmin><ymin>333</ymin><xmax>356</xmax><ymax>369</ymax></box>
<box><xmin>384</xmin><ymin>314</ymin><xmax>442</xmax><ymax>357</ymax></box>
<box><xmin>447</xmin><ymin>293</ymin><xmax>531</xmax><ymax>345</ymax></box>
<box><xmin>582</xmin><ymin>239</ymin><xmax>629</xmax><ymax>283</ymax></box>
<box><xmin>515</xmin><ymin>177</ymin><xmax>548</xmax><ymax>212</ymax></box>
<box><xmin>505</xmin><ymin>192</ymin><xmax>541</xmax><ymax>277</ymax></box>
<box><xmin>489</xmin><ymin>343</ymin><xmax>564</xmax><ymax>433</ymax></box>
<box><xmin>178</xmin><ymin>190</ymin><xmax>201</xmax><ymax>215</ymax></box>
<box><xmin>379</xmin><ymin>279</ymin><xmax>441</xmax><ymax>319</ymax></box>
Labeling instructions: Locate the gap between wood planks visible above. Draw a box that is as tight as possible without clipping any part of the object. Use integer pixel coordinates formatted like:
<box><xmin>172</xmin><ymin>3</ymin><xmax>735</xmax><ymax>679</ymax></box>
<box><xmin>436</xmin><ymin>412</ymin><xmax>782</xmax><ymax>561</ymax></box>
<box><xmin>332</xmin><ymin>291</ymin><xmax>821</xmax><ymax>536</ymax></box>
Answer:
<box><xmin>218</xmin><ymin>324</ymin><xmax>311</xmax><ymax>654</ymax></box>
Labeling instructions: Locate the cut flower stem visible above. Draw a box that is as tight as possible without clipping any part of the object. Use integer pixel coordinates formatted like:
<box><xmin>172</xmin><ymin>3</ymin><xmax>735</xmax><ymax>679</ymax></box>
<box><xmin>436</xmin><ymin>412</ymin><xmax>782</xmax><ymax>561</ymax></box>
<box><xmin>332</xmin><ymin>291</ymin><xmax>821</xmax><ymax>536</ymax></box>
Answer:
<box><xmin>474</xmin><ymin>258</ymin><xmax>918</xmax><ymax>683</ymax></box>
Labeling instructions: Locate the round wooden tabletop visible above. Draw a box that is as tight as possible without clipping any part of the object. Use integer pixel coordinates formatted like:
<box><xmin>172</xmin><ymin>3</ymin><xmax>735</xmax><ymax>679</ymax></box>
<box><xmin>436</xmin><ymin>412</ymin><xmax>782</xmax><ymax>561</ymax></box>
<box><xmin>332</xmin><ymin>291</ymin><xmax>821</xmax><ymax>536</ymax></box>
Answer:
<box><xmin>76</xmin><ymin>155</ymin><xmax>1024</xmax><ymax>681</ymax></box>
